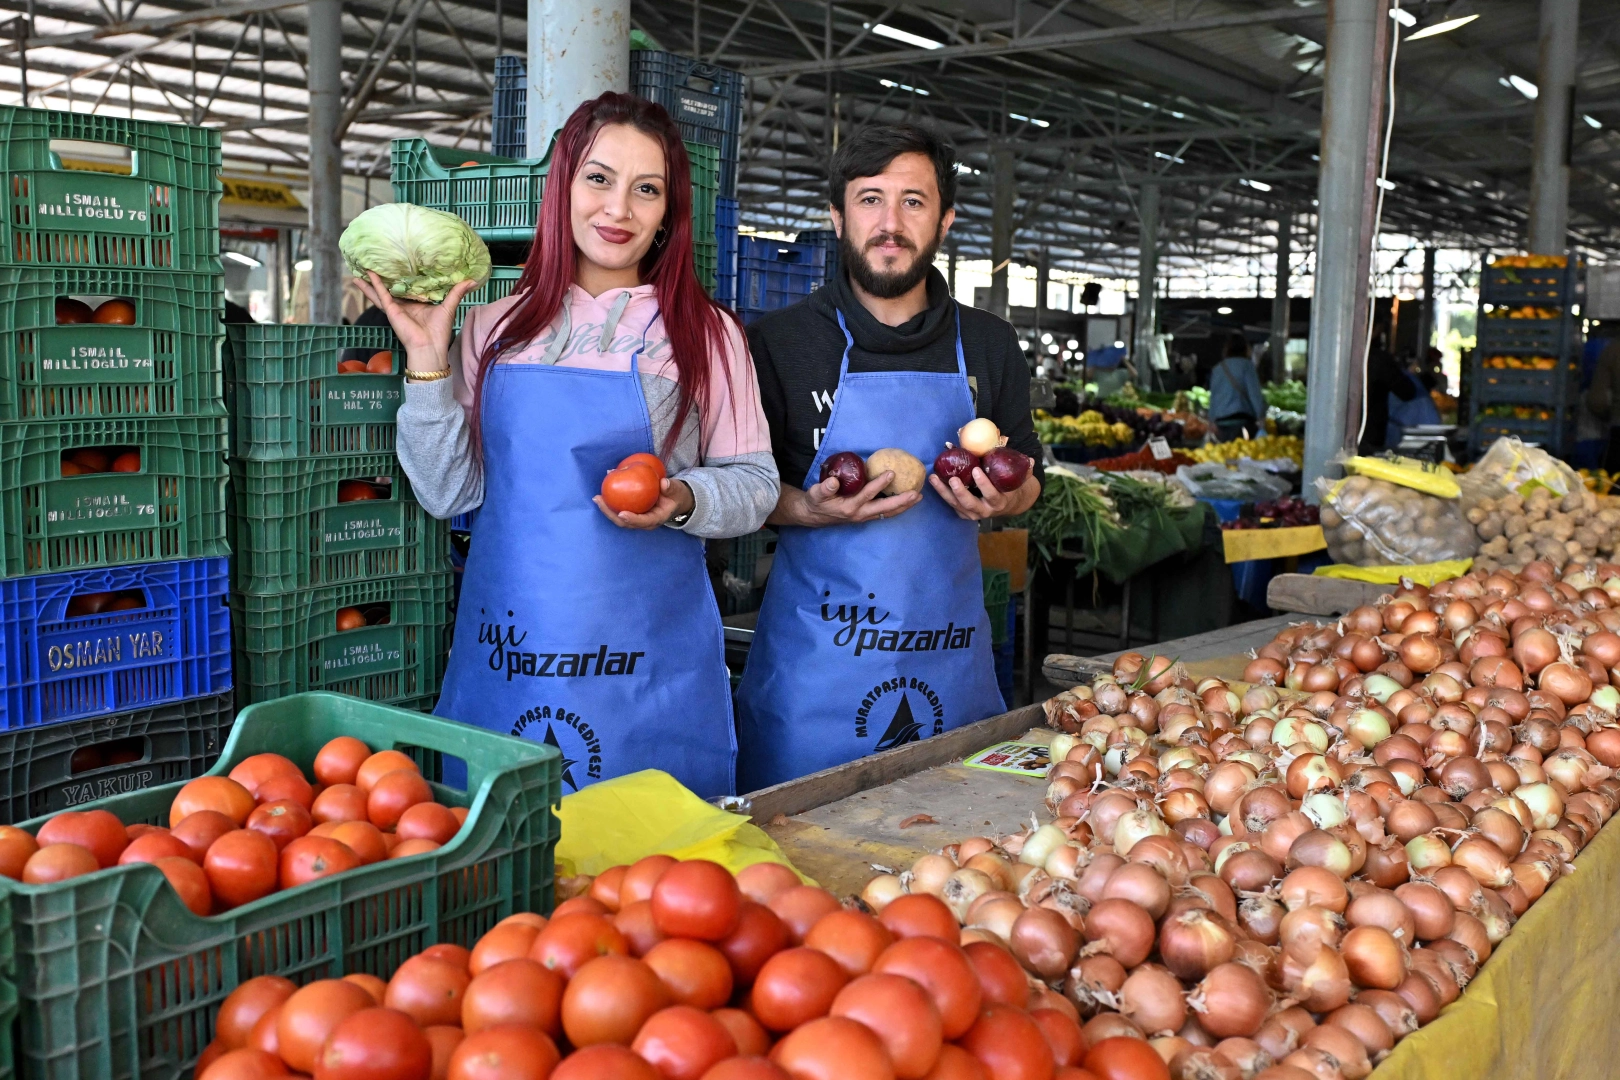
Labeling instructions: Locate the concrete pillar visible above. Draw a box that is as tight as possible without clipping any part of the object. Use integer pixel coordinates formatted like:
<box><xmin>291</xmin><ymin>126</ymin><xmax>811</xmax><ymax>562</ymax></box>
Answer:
<box><xmin>1271</xmin><ymin>212</ymin><xmax>1292</xmax><ymax>382</ymax></box>
<box><xmin>948</xmin><ymin>245</ymin><xmax>958</xmax><ymax>298</ymax></box>
<box><xmin>527</xmin><ymin>0</ymin><xmax>630</xmax><ymax>157</ymax></box>
<box><xmin>1036</xmin><ymin>247</ymin><xmax>1050</xmax><ymax>312</ymax></box>
<box><xmin>1134</xmin><ymin>183</ymin><xmax>1159</xmax><ymax>389</ymax></box>
<box><xmin>1417</xmin><ymin>246</ymin><xmax>1437</xmax><ymax>355</ymax></box>
<box><xmin>988</xmin><ymin>147</ymin><xmax>1015</xmax><ymax>319</ymax></box>
<box><xmin>1529</xmin><ymin>0</ymin><xmax>1580</xmax><ymax>254</ymax></box>
<box><xmin>306</xmin><ymin>0</ymin><xmax>344</xmax><ymax>324</ymax></box>
<box><xmin>1303</xmin><ymin>0</ymin><xmax>1391</xmax><ymax>488</ymax></box>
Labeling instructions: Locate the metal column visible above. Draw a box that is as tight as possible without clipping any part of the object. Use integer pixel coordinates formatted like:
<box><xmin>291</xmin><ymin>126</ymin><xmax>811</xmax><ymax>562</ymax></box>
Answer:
<box><xmin>1302</xmin><ymin>0</ymin><xmax>1391</xmax><ymax>489</ymax></box>
<box><xmin>988</xmin><ymin>147</ymin><xmax>1015</xmax><ymax>319</ymax></box>
<box><xmin>1271</xmin><ymin>212</ymin><xmax>1292</xmax><ymax>382</ymax></box>
<box><xmin>306</xmin><ymin>0</ymin><xmax>344</xmax><ymax>324</ymax></box>
<box><xmin>1529</xmin><ymin>0</ymin><xmax>1580</xmax><ymax>254</ymax></box>
<box><xmin>1417</xmin><ymin>246</ymin><xmax>1437</xmax><ymax>357</ymax></box>
<box><xmin>528</xmin><ymin>0</ymin><xmax>631</xmax><ymax>158</ymax></box>
<box><xmin>1134</xmin><ymin>183</ymin><xmax>1159</xmax><ymax>390</ymax></box>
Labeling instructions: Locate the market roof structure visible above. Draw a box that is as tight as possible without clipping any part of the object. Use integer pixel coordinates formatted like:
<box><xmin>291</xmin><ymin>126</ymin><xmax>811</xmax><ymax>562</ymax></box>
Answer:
<box><xmin>4</xmin><ymin>0</ymin><xmax>1620</xmax><ymax>279</ymax></box>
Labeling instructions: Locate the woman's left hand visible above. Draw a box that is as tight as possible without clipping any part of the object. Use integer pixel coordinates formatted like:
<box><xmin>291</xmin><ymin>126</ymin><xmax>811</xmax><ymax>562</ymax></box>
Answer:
<box><xmin>593</xmin><ymin>478</ymin><xmax>695</xmax><ymax>530</ymax></box>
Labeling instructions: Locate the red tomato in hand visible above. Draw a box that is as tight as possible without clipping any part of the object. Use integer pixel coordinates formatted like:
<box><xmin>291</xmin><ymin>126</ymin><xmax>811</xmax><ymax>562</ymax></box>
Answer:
<box><xmin>617</xmin><ymin>453</ymin><xmax>667</xmax><ymax>481</ymax></box>
<box><xmin>601</xmin><ymin>465</ymin><xmax>662</xmax><ymax>514</ymax></box>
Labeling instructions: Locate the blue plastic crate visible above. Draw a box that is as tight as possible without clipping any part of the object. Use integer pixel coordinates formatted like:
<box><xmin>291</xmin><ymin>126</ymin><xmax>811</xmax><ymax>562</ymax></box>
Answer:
<box><xmin>492</xmin><ymin>55</ymin><xmax>527</xmax><ymax>158</ymax></box>
<box><xmin>631</xmin><ymin>51</ymin><xmax>743</xmax><ymax>198</ymax></box>
<box><xmin>796</xmin><ymin>230</ymin><xmax>840</xmax><ymax>289</ymax></box>
<box><xmin>737</xmin><ymin>237</ymin><xmax>824</xmax><ymax>323</ymax></box>
<box><xmin>715</xmin><ymin>197</ymin><xmax>738</xmax><ymax>307</ymax></box>
<box><xmin>0</xmin><ymin>557</ymin><xmax>230</xmax><ymax>730</ymax></box>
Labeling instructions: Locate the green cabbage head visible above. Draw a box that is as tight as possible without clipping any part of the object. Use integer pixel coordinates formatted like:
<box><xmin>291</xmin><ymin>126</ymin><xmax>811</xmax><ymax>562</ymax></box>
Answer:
<box><xmin>340</xmin><ymin>203</ymin><xmax>492</xmax><ymax>302</ymax></box>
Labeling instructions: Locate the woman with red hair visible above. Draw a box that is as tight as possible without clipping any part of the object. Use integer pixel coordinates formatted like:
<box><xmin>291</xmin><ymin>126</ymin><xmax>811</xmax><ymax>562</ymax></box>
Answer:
<box><xmin>360</xmin><ymin>93</ymin><xmax>776</xmax><ymax>798</ymax></box>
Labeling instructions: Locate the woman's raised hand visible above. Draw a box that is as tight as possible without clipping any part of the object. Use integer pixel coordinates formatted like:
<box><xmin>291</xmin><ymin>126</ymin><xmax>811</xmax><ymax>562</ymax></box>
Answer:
<box><xmin>353</xmin><ymin>271</ymin><xmax>480</xmax><ymax>370</ymax></box>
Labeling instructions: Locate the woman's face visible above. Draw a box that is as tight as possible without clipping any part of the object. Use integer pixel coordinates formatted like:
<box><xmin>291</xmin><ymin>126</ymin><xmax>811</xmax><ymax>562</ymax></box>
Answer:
<box><xmin>570</xmin><ymin>123</ymin><xmax>668</xmax><ymax>275</ymax></box>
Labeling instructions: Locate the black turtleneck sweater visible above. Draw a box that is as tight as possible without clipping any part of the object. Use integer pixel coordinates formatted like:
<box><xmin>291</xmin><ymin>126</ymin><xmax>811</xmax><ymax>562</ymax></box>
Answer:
<box><xmin>745</xmin><ymin>267</ymin><xmax>1043</xmax><ymax>489</ymax></box>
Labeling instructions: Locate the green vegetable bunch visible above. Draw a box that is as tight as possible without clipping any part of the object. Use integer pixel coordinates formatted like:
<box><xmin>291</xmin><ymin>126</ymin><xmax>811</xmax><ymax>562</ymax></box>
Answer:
<box><xmin>1010</xmin><ymin>466</ymin><xmax>1120</xmax><ymax>564</ymax></box>
<box><xmin>340</xmin><ymin>203</ymin><xmax>493</xmax><ymax>303</ymax></box>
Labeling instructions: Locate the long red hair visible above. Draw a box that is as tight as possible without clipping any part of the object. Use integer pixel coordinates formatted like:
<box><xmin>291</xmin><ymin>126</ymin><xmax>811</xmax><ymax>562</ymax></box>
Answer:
<box><xmin>474</xmin><ymin>92</ymin><xmax>736</xmax><ymax>454</ymax></box>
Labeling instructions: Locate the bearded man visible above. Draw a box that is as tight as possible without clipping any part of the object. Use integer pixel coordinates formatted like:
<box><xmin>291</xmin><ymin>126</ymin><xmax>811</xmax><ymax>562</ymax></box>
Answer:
<box><xmin>735</xmin><ymin>122</ymin><xmax>1043</xmax><ymax>790</ymax></box>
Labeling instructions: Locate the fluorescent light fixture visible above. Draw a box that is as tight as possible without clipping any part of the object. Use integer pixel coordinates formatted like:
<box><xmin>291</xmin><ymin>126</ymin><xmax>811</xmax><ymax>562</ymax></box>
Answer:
<box><xmin>225</xmin><ymin>251</ymin><xmax>261</xmax><ymax>268</ymax></box>
<box><xmin>1406</xmin><ymin>13</ymin><xmax>1479</xmax><ymax>40</ymax></box>
<box><xmin>954</xmin><ymin>162</ymin><xmax>981</xmax><ymax>175</ymax></box>
<box><xmin>1154</xmin><ymin>151</ymin><xmax>1186</xmax><ymax>163</ymax></box>
<box><xmin>1009</xmin><ymin>112</ymin><xmax>1050</xmax><ymax>128</ymax></box>
<box><xmin>1113</xmin><ymin>340</ymin><xmax>1125</xmax><ymax>349</ymax></box>
<box><xmin>1217</xmin><ymin>306</ymin><xmax>1234</xmax><ymax>315</ymax></box>
<box><xmin>864</xmin><ymin>22</ymin><xmax>943</xmax><ymax>49</ymax></box>
<box><xmin>1376</xmin><ymin>177</ymin><xmax>1398</xmax><ymax>190</ymax></box>
<box><xmin>1243</xmin><ymin>178</ymin><xmax>1273</xmax><ymax>192</ymax></box>
<box><xmin>294</xmin><ymin>258</ymin><xmax>313</xmax><ymax>272</ymax></box>
<box><xmin>1389</xmin><ymin>8</ymin><xmax>1417</xmax><ymax>27</ymax></box>
<box><xmin>879</xmin><ymin>78</ymin><xmax>929</xmax><ymax>96</ymax></box>
<box><xmin>1585</xmin><ymin>114</ymin><xmax>1603</xmax><ymax>129</ymax></box>
<box><xmin>1041</xmin><ymin>332</ymin><xmax>1054</xmax><ymax>344</ymax></box>
<box><xmin>1067</xmin><ymin>339</ymin><xmax>1079</xmax><ymax>349</ymax></box>
<box><xmin>1019</xmin><ymin>340</ymin><xmax>1030</xmax><ymax>350</ymax></box>
<box><xmin>1501</xmin><ymin>74</ymin><xmax>1538</xmax><ymax>99</ymax></box>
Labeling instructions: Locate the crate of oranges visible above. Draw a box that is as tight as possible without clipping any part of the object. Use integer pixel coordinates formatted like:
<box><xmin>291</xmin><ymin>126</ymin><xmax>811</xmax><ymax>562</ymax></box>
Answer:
<box><xmin>224</xmin><ymin>325</ymin><xmax>404</xmax><ymax>460</ymax></box>
<box><xmin>0</xmin><ymin>691</ymin><xmax>561</xmax><ymax>1080</ymax></box>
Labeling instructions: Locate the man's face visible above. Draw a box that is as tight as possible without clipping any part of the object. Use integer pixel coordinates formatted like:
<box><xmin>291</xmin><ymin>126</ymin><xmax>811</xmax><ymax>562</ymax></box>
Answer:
<box><xmin>831</xmin><ymin>152</ymin><xmax>955</xmax><ymax>299</ymax></box>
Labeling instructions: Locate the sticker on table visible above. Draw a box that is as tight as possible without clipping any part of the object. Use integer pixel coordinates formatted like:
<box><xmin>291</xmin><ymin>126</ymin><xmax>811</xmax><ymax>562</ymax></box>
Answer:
<box><xmin>962</xmin><ymin>741</ymin><xmax>1051</xmax><ymax>776</ymax></box>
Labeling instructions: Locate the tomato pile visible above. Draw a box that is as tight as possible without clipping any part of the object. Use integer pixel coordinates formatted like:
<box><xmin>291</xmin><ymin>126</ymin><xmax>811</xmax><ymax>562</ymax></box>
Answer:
<box><xmin>338</xmin><ymin>352</ymin><xmax>396</xmax><ymax>374</ymax></box>
<box><xmin>60</xmin><ymin>447</ymin><xmax>141</xmax><ymax>476</ymax></box>
<box><xmin>56</xmin><ymin>296</ymin><xmax>136</xmax><ymax>325</ymax></box>
<box><xmin>196</xmin><ymin>856</ymin><xmax>1153</xmax><ymax>1080</ymax></box>
<box><xmin>866</xmin><ymin>561</ymin><xmax>1620</xmax><ymax>1079</ymax></box>
<box><xmin>0</xmin><ymin>736</ymin><xmax>467</xmax><ymax>914</ymax></box>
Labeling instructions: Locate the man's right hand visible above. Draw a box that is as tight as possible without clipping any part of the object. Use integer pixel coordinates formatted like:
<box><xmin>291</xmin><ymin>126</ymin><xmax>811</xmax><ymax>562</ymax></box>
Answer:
<box><xmin>770</xmin><ymin>472</ymin><xmax>923</xmax><ymax>527</ymax></box>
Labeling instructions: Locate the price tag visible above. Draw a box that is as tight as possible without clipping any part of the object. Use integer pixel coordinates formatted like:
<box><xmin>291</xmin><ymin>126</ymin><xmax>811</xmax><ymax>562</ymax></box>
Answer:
<box><xmin>1148</xmin><ymin>437</ymin><xmax>1172</xmax><ymax>461</ymax></box>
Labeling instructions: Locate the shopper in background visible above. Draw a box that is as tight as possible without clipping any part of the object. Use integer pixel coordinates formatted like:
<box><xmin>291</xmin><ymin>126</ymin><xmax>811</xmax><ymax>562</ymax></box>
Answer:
<box><xmin>1587</xmin><ymin>337</ymin><xmax>1620</xmax><ymax>471</ymax></box>
<box><xmin>1208</xmin><ymin>331</ymin><xmax>1267</xmax><ymax>441</ymax></box>
<box><xmin>1360</xmin><ymin>327</ymin><xmax>1417</xmax><ymax>454</ymax></box>
<box><xmin>360</xmin><ymin>92</ymin><xmax>778</xmax><ymax>799</ymax></box>
<box><xmin>736</xmin><ymin>123</ymin><xmax>1039</xmax><ymax>791</ymax></box>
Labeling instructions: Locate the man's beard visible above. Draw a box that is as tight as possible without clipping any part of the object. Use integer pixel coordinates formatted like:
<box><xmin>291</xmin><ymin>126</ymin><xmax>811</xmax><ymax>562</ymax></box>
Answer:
<box><xmin>841</xmin><ymin>221</ymin><xmax>945</xmax><ymax>300</ymax></box>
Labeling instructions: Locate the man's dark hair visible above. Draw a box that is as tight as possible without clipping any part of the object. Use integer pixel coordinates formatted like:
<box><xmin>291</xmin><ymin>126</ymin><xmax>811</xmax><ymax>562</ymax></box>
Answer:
<box><xmin>829</xmin><ymin>123</ymin><xmax>958</xmax><ymax>214</ymax></box>
<box><xmin>1224</xmin><ymin>331</ymin><xmax>1249</xmax><ymax>358</ymax></box>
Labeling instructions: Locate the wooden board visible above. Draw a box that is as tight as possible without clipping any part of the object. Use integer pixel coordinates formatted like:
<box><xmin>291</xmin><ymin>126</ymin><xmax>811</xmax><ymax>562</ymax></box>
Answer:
<box><xmin>1266</xmin><ymin>573</ymin><xmax>1387</xmax><ymax>616</ymax></box>
<box><xmin>744</xmin><ymin>704</ymin><xmax>1046</xmax><ymax>824</ymax></box>
<box><xmin>1041</xmin><ymin>613</ymin><xmax>1302</xmax><ymax>688</ymax></box>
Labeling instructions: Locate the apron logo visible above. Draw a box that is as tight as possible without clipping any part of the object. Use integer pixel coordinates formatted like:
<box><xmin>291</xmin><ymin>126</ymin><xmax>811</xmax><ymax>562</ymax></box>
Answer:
<box><xmin>821</xmin><ymin>591</ymin><xmax>976</xmax><ymax>657</ymax></box>
<box><xmin>856</xmin><ymin>677</ymin><xmax>945</xmax><ymax>743</ymax></box>
<box><xmin>478</xmin><ymin>609</ymin><xmax>646</xmax><ymax>682</ymax></box>
<box><xmin>512</xmin><ymin>704</ymin><xmax>603</xmax><ymax>791</ymax></box>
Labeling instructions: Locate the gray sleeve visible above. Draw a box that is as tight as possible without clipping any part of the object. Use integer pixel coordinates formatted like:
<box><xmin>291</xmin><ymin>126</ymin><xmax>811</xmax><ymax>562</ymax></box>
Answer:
<box><xmin>675</xmin><ymin>451</ymin><xmax>780</xmax><ymax>540</ymax></box>
<box><xmin>396</xmin><ymin>377</ymin><xmax>484</xmax><ymax>519</ymax></box>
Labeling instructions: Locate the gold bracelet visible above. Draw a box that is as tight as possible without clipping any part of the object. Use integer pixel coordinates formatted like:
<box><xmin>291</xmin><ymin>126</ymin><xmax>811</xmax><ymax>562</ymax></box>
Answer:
<box><xmin>404</xmin><ymin>367</ymin><xmax>452</xmax><ymax>383</ymax></box>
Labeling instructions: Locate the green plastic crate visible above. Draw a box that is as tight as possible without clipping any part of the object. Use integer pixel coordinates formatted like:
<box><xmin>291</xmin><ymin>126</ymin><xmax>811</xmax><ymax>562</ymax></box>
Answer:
<box><xmin>983</xmin><ymin>568</ymin><xmax>1010</xmax><ymax>646</ymax></box>
<box><xmin>0</xmin><ymin>896</ymin><xmax>12</xmax><ymax>1080</ymax></box>
<box><xmin>0</xmin><ymin>106</ymin><xmax>221</xmax><ymax>273</ymax></box>
<box><xmin>228</xmin><ymin>454</ymin><xmax>452</xmax><ymax>595</ymax></box>
<box><xmin>0</xmin><ymin>415</ymin><xmax>227</xmax><ymax>577</ymax></box>
<box><xmin>0</xmin><ymin>267</ymin><xmax>223</xmax><ymax>422</ymax></box>
<box><xmin>390</xmin><ymin>137</ymin><xmax>719</xmax><ymax>248</ymax></box>
<box><xmin>453</xmin><ymin>266</ymin><xmax>523</xmax><ymax>332</ymax></box>
<box><xmin>231</xmin><ymin>573</ymin><xmax>453</xmax><ymax>706</ymax></box>
<box><xmin>225</xmin><ymin>324</ymin><xmax>401</xmax><ymax>460</ymax></box>
<box><xmin>0</xmin><ymin>691</ymin><xmax>560</xmax><ymax>1080</ymax></box>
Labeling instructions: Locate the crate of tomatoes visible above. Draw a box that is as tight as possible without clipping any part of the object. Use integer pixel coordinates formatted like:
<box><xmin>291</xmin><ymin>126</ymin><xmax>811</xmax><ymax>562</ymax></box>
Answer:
<box><xmin>224</xmin><ymin>325</ymin><xmax>402</xmax><ymax>461</ymax></box>
<box><xmin>0</xmin><ymin>691</ymin><xmax>561</xmax><ymax>1080</ymax></box>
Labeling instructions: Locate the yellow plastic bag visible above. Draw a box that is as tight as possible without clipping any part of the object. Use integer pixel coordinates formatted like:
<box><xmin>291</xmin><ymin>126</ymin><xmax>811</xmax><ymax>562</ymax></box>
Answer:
<box><xmin>555</xmin><ymin>769</ymin><xmax>807</xmax><ymax>881</ymax></box>
<box><xmin>1312</xmin><ymin>559</ymin><xmax>1471</xmax><ymax>586</ymax></box>
<box><xmin>1340</xmin><ymin>455</ymin><xmax>1461</xmax><ymax>498</ymax></box>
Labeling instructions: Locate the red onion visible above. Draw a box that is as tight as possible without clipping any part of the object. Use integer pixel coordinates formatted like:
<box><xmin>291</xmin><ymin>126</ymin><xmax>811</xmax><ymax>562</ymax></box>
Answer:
<box><xmin>980</xmin><ymin>447</ymin><xmax>1031</xmax><ymax>492</ymax></box>
<box><xmin>931</xmin><ymin>445</ymin><xmax>979</xmax><ymax>487</ymax></box>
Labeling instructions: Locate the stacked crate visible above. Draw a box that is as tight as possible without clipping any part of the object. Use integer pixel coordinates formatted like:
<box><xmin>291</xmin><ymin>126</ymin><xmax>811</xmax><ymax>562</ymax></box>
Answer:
<box><xmin>0</xmin><ymin>105</ymin><xmax>233</xmax><ymax>819</ymax></box>
<box><xmin>1468</xmin><ymin>254</ymin><xmax>1582</xmax><ymax>458</ymax></box>
<box><xmin>736</xmin><ymin>236</ymin><xmax>825</xmax><ymax>325</ymax></box>
<box><xmin>225</xmin><ymin>324</ymin><xmax>453</xmax><ymax>710</ymax></box>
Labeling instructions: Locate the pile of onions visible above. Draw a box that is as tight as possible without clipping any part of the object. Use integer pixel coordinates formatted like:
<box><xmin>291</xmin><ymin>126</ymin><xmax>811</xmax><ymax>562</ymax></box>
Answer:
<box><xmin>866</xmin><ymin>559</ymin><xmax>1620</xmax><ymax>1080</ymax></box>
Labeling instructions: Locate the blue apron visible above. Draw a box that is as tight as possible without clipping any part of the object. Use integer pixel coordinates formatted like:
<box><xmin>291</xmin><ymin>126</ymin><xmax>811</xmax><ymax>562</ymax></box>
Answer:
<box><xmin>734</xmin><ymin>308</ymin><xmax>1006</xmax><ymax>792</ymax></box>
<box><xmin>435</xmin><ymin>312</ymin><xmax>736</xmax><ymax>798</ymax></box>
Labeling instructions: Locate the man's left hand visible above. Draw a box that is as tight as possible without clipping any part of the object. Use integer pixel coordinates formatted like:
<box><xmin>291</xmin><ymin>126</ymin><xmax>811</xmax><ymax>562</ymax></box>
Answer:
<box><xmin>928</xmin><ymin>469</ymin><xmax>1041</xmax><ymax>521</ymax></box>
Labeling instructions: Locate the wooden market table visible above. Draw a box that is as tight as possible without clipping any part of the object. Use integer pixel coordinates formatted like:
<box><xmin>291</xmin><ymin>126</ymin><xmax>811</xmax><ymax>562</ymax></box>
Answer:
<box><xmin>746</xmin><ymin>591</ymin><xmax>1620</xmax><ymax>1079</ymax></box>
